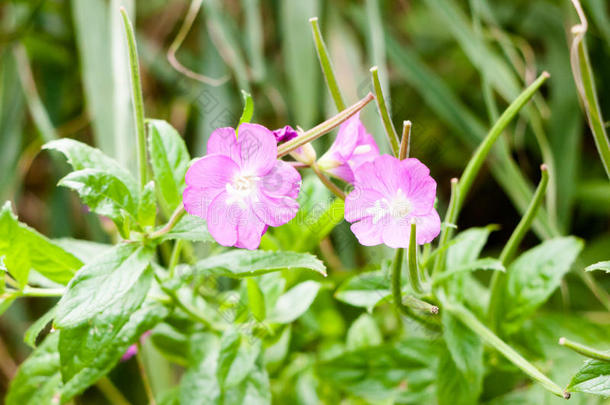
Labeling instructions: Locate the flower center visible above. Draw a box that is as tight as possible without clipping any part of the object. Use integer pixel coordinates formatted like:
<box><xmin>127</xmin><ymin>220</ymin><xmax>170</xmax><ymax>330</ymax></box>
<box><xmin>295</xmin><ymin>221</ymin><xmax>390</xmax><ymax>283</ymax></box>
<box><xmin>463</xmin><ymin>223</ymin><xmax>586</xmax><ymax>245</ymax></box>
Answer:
<box><xmin>226</xmin><ymin>172</ymin><xmax>259</xmax><ymax>205</ymax></box>
<box><xmin>366</xmin><ymin>189</ymin><xmax>412</xmax><ymax>224</ymax></box>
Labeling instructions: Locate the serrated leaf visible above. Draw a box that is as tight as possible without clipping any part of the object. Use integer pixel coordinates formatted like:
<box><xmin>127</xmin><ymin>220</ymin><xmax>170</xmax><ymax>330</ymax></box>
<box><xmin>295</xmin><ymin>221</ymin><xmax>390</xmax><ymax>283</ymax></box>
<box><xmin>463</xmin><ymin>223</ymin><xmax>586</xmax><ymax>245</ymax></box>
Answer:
<box><xmin>334</xmin><ymin>269</ymin><xmax>390</xmax><ymax>310</ymax></box>
<box><xmin>54</xmin><ymin>238</ymin><xmax>112</xmax><ymax>264</ymax></box>
<box><xmin>502</xmin><ymin>237</ymin><xmax>583</xmax><ymax>332</ymax></box>
<box><xmin>188</xmin><ymin>250</ymin><xmax>326</xmax><ymax>279</ymax></box>
<box><xmin>147</xmin><ymin>119</ymin><xmax>190</xmax><ymax>211</ymax></box>
<box><xmin>59</xmin><ymin>299</ymin><xmax>167</xmax><ymax>401</ymax></box>
<box><xmin>157</xmin><ymin>214</ymin><xmax>213</xmax><ymax>243</ymax></box>
<box><xmin>5</xmin><ymin>333</ymin><xmax>62</xmax><ymax>405</ymax></box>
<box><xmin>55</xmin><ymin>244</ymin><xmax>153</xmax><ymax>328</ymax></box>
<box><xmin>43</xmin><ymin>138</ymin><xmax>137</xmax><ymax>194</ymax></box>
<box><xmin>316</xmin><ymin>339</ymin><xmax>438</xmax><ymax>402</ymax></box>
<box><xmin>58</xmin><ymin>168</ymin><xmax>138</xmax><ymax>227</ymax></box>
<box><xmin>24</xmin><ymin>305</ymin><xmax>57</xmax><ymax>348</ymax></box>
<box><xmin>0</xmin><ymin>202</ymin><xmax>82</xmax><ymax>287</ymax></box>
<box><xmin>437</xmin><ymin>348</ymin><xmax>481</xmax><ymax>405</ymax></box>
<box><xmin>268</xmin><ymin>281</ymin><xmax>321</xmax><ymax>324</ymax></box>
<box><xmin>585</xmin><ymin>261</ymin><xmax>610</xmax><ymax>273</ymax></box>
<box><xmin>217</xmin><ymin>329</ymin><xmax>261</xmax><ymax>387</ymax></box>
<box><xmin>441</xmin><ymin>311</ymin><xmax>483</xmax><ymax>395</ymax></box>
<box><xmin>566</xmin><ymin>358</ymin><xmax>610</xmax><ymax>397</ymax></box>
<box><xmin>346</xmin><ymin>313</ymin><xmax>382</xmax><ymax>350</ymax></box>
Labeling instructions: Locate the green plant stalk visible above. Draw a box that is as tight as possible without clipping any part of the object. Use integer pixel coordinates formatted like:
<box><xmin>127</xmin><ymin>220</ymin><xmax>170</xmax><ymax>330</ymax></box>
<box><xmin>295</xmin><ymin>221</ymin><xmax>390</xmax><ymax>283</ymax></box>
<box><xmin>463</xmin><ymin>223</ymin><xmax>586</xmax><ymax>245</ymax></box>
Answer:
<box><xmin>570</xmin><ymin>0</ymin><xmax>610</xmax><ymax>178</ymax></box>
<box><xmin>559</xmin><ymin>337</ymin><xmax>610</xmax><ymax>361</ymax></box>
<box><xmin>136</xmin><ymin>347</ymin><xmax>156</xmax><ymax>405</ymax></box>
<box><xmin>120</xmin><ymin>8</ymin><xmax>148</xmax><ymax>191</ymax></box>
<box><xmin>96</xmin><ymin>377</ymin><xmax>132</xmax><ymax>405</ymax></box>
<box><xmin>487</xmin><ymin>165</ymin><xmax>549</xmax><ymax>330</ymax></box>
<box><xmin>311</xmin><ymin>163</ymin><xmax>346</xmax><ymax>200</ymax></box>
<box><xmin>168</xmin><ymin>240</ymin><xmax>184</xmax><ymax>278</ymax></box>
<box><xmin>432</xmin><ymin>178</ymin><xmax>459</xmax><ymax>277</ymax></box>
<box><xmin>150</xmin><ymin>204</ymin><xmax>186</xmax><ymax>239</ymax></box>
<box><xmin>310</xmin><ymin>17</ymin><xmax>346</xmax><ymax>111</ymax></box>
<box><xmin>457</xmin><ymin>71</ymin><xmax>549</xmax><ymax>211</ymax></box>
<box><xmin>408</xmin><ymin>222</ymin><xmax>423</xmax><ymax>294</ymax></box>
<box><xmin>447</xmin><ymin>303</ymin><xmax>569</xmax><ymax>399</ymax></box>
<box><xmin>370</xmin><ymin>66</ymin><xmax>400</xmax><ymax>156</ymax></box>
<box><xmin>277</xmin><ymin>93</ymin><xmax>374</xmax><ymax>157</ymax></box>
<box><xmin>391</xmin><ymin>247</ymin><xmax>405</xmax><ymax>313</ymax></box>
<box><xmin>399</xmin><ymin>120</ymin><xmax>412</xmax><ymax>160</ymax></box>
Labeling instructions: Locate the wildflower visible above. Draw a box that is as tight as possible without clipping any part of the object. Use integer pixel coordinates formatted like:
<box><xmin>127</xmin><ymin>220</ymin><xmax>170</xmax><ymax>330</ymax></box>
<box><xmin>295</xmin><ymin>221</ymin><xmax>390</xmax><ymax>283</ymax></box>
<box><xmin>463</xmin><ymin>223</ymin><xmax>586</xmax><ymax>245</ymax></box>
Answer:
<box><xmin>272</xmin><ymin>125</ymin><xmax>299</xmax><ymax>143</ymax></box>
<box><xmin>344</xmin><ymin>154</ymin><xmax>440</xmax><ymax>248</ymax></box>
<box><xmin>121</xmin><ymin>331</ymin><xmax>152</xmax><ymax>361</ymax></box>
<box><xmin>183</xmin><ymin>124</ymin><xmax>301</xmax><ymax>249</ymax></box>
<box><xmin>316</xmin><ymin>112</ymin><xmax>379</xmax><ymax>183</ymax></box>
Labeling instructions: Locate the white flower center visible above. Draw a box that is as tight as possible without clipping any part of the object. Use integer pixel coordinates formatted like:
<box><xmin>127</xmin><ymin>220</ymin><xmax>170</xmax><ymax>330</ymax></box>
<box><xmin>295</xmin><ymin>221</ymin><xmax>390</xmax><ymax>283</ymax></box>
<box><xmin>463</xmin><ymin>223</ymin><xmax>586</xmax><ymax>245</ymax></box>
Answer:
<box><xmin>226</xmin><ymin>172</ymin><xmax>259</xmax><ymax>206</ymax></box>
<box><xmin>353</xmin><ymin>144</ymin><xmax>371</xmax><ymax>155</ymax></box>
<box><xmin>365</xmin><ymin>189</ymin><xmax>412</xmax><ymax>224</ymax></box>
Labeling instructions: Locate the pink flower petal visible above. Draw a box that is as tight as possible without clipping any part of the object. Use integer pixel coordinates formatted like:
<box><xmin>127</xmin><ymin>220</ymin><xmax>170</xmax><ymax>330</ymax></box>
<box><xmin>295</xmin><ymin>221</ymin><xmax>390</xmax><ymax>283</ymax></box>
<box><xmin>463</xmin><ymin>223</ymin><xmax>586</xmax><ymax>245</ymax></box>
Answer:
<box><xmin>413</xmin><ymin>209</ymin><xmax>441</xmax><ymax>245</ymax></box>
<box><xmin>185</xmin><ymin>155</ymin><xmax>239</xmax><ymax>190</ymax></box>
<box><xmin>236</xmin><ymin>123</ymin><xmax>277</xmax><ymax>175</ymax></box>
<box><xmin>207</xmin><ymin>127</ymin><xmax>240</xmax><ymax>160</ymax></box>
<box><xmin>350</xmin><ymin>217</ymin><xmax>383</xmax><ymax>246</ymax></box>
<box><xmin>344</xmin><ymin>187</ymin><xmax>385</xmax><ymax>222</ymax></box>
<box><xmin>206</xmin><ymin>191</ymin><xmax>240</xmax><ymax>247</ymax></box>
<box><xmin>381</xmin><ymin>218</ymin><xmax>411</xmax><ymax>248</ymax></box>
<box><xmin>235</xmin><ymin>210</ymin><xmax>267</xmax><ymax>249</ymax></box>
<box><xmin>258</xmin><ymin>161</ymin><xmax>301</xmax><ymax>199</ymax></box>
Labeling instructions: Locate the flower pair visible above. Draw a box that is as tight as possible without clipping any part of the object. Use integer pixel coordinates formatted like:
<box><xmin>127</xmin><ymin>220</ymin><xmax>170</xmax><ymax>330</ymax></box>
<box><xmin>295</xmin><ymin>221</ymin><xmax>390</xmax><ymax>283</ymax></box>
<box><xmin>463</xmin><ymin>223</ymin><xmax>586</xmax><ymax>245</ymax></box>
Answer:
<box><xmin>183</xmin><ymin>115</ymin><xmax>440</xmax><ymax>249</ymax></box>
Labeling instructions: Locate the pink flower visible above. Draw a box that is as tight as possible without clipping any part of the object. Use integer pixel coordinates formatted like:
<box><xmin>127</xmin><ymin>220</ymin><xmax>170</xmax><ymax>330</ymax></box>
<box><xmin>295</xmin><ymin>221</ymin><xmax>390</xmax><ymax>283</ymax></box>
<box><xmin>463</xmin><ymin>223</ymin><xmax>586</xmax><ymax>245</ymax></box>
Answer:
<box><xmin>272</xmin><ymin>125</ymin><xmax>299</xmax><ymax>143</ymax></box>
<box><xmin>121</xmin><ymin>331</ymin><xmax>152</xmax><ymax>361</ymax></box>
<box><xmin>344</xmin><ymin>154</ymin><xmax>441</xmax><ymax>248</ymax></box>
<box><xmin>316</xmin><ymin>112</ymin><xmax>380</xmax><ymax>183</ymax></box>
<box><xmin>183</xmin><ymin>123</ymin><xmax>301</xmax><ymax>249</ymax></box>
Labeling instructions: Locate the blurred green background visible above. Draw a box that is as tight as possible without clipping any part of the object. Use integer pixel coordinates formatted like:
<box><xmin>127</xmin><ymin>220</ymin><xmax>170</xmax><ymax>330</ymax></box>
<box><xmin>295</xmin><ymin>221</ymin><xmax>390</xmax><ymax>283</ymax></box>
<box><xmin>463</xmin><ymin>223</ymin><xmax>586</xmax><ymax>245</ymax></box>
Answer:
<box><xmin>1</xmin><ymin>0</ymin><xmax>609</xmax><ymax>402</ymax></box>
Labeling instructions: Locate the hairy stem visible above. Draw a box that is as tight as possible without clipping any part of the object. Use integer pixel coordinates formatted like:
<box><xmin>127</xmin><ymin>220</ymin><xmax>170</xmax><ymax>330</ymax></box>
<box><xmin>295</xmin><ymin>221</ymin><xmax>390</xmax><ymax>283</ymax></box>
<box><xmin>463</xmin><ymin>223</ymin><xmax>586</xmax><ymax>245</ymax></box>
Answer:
<box><xmin>370</xmin><ymin>66</ymin><xmax>400</xmax><ymax>156</ymax></box>
<box><xmin>150</xmin><ymin>205</ymin><xmax>186</xmax><ymax>239</ymax></box>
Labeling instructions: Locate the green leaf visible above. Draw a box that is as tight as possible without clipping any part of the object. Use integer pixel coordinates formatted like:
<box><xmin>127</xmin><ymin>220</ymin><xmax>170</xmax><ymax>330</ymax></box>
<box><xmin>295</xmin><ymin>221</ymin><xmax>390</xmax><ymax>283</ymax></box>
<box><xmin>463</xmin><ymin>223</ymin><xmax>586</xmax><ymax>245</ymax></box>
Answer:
<box><xmin>217</xmin><ymin>329</ymin><xmax>261</xmax><ymax>387</ymax></box>
<box><xmin>24</xmin><ymin>305</ymin><xmax>57</xmax><ymax>348</ymax></box>
<box><xmin>150</xmin><ymin>323</ymin><xmax>190</xmax><ymax>366</ymax></box>
<box><xmin>59</xmin><ymin>299</ymin><xmax>168</xmax><ymax>401</ymax></box>
<box><xmin>55</xmin><ymin>244</ymin><xmax>153</xmax><ymax>328</ymax></box>
<box><xmin>188</xmin><ymin>250</ymin><xmax>326</xmax><ymax>279</ymax></box>
<box><xmin>0</xmin><ymin>201</ymin><xmax>82</xmax><ymax>287</ymax></box>
<box><xmin>158</xmin><ymin>214</ymin><xmax>213</xmax><ymax>243</ymax></box>
<box><xmin>147</xmin><ymin>119</ymin><xmax>190</xmax><ymax>211</ymax></box>
<box><xmin>585</xmin><ymin>261</ymin><xmax>610</xmax><ymax>273</ymax></box>
<box><xmin>346</xmin><ymin>313</ymin><xmax>382</xmax><ymax>350</ymax></box>
<box><xmin>446</xmin><ymin>226</ymin><xmax>496</xmax><ymax>269</ymax></box>
<box><xmin>58</xmin><ymin>168</ymin><xmax>138</xmax><ymax>228</ymax></box>
<box><xmin>5</xmin><ymin>333</ymin><xmax>62</xmax><ymax>405</ymax></box>
<box><xmin>264</xmin><ymin>325</ymin><xmax>291</xmax><ymax>371</ymax></box>
<box><xmin>246</xmin><ymin>278</ymin><xmax>266</xmax><ymax>321</ymax></box>
<box><xmin>502</xmin><ymin>237</ymin><xmax>583</xmax><ymax>332</ymax></box>
<box><xmin>54</xmin><ymin>238</ymin><xmax>112</xmax><ymax>263</ymax></box>
<box><xmin>566</xmin><ymin>358</ymin><xmax>610</xmax><ymax>397</ymax></box>
<box><xmin>138</xmin><ymin>181</ymin><xmax>157</xmax><ymax>228</ymax></box>
<box><xmin>268</xmin><ymin>281</ymin><xmax>321</xmax><ymax>324</ymax></box>
<box><xmin>433</xmin><ymin>257</ymin><xmax>505</xmax><ymax>285</ymax></box>
<box><xmin>237</xmin><ymin>90</ymin><xmax>254</xmax><ymax>130</ymax></box>
<box><xmin>180</xmin><ymin>333</ymin><xmax>221</xmax><ymax>404</ymax></box>
<box><xmin>441</xmin><ymin>311</ymin><xmax>483</xmax><ymax>396</ymax></box>
<box><xmin>437</xmin><ymin>348</ymin><xmax>481</xmax><ymax>405</ymax></box>
<box><xmin>316</xmin><ymin>339</ymin><xmax>438</xmax><ymax>402</ymax></box>
<box><xmin>334</xmin><ymin>269</ymin><xmax>390</xmax><ymax>311</ymax></box>
<box><xmin>43</xmin><ymin>138</ymin><xmax>137</xmax><ymax>194</ymax></box>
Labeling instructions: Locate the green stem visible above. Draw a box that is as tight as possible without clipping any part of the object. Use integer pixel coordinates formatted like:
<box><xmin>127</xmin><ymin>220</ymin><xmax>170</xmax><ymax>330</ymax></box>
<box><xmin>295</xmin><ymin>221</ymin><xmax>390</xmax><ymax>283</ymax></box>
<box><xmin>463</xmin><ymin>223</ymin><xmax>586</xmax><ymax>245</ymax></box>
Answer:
<box><xmin>579</xmin><ymin>271</ymin><xmax>610</xmax><ymax>312</ymax></box>
<box><xmin>570</xmin><ymin>0</ymin><xmax>610</xmax><ymax>178</ymax></box>
<box><xmin>447</xmin><ymin>303</ymin><xmax>569</xmax><ymax>399</ymax></box>
<box><xmin>399</xmin><ymin>120</ymin><xmax>412</xmax><ymax>160</ymax></box>
<box><xmin>311</xmin><ymin>163</ymin><xmax>346</xmax><ymax>200</ymax></box>
<box><xmin>391</xmin><ymin>248</ymin><xmax>405</xmax><ymax>313</ymax></box>
<box><xmin>408</xmin><ymin>222</ymin><xmax>423</xmax><ymax>294</ymax></box>
<box><xmin>310</xmin><ymin>17</ymin><xmax>346</xmax><ymax>111</ymax></box>
<box><xmin>17</xmin><ymin>287</ymin><xmax>64</xmax><ymax>297</ymax></box>
<box><xmin>168</xmin><ymin>240</ymin><xmax>184</xmax><ymax>278</ymax></box>
<box><xmin>120</xmin><ymin>8</ymin><xmax>148</xmax><ymax>190</ymax></box>
<box><xmin>559</xmin><ymin>337</ymin><xmax>610</xmax><ymax>362</ymax></box>
<box><xmin>370</xmin><ymin>66</ymin><xmax>400</xmax><ymax>156</ymax></box>
<box><xmin>150</xmin><ymin>205</ymin><xmax>186</xmax><ymax>239</ymax></box>
<box><xmin>96</xmin><ymin>377</ymin><xmax>132</xmax><ymax>405</ymax></box>
<box><xmin>457</xmin><ymin>72</ymin><xmax>550</xmax><ymax>211</ymax></box>
<box><xmin>488</xmin><ymin>165</ymin><xmax>549</xmax><ymax>330</ymax></box>
<box><xmin>277</xmin><ymin>93</ymin><xmax>374</xmax><ymax>157</ymax></box>
<box><xmin>432</xmin><ymin>178</ymin><xmax>459</xmax><ymax>277</ymax></box>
